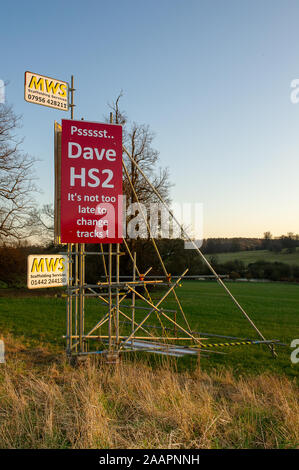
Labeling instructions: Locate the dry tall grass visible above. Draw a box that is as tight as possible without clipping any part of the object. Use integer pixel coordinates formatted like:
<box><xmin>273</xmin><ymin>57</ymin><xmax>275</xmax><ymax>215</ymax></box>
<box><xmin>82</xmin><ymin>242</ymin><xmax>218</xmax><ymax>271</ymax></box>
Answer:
<box><xmin>0</xmin><ymin>335</ymin><xmax>298</xmax><ymax>449</ymax></box>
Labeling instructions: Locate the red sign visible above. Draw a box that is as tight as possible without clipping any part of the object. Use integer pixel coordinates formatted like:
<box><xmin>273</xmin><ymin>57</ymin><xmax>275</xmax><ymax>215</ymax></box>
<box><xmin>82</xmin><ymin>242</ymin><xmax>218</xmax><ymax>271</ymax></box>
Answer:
<box><xmin>60</xmin><ymin>119</ymin><xmax>123</xmax><ymax>243</ymax></box>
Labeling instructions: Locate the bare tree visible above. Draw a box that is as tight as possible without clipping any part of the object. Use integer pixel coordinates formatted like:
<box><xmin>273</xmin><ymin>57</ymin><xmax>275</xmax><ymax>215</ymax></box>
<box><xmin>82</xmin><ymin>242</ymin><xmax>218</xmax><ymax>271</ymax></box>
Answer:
<box><xmin>31</xmin><ymin>203</ymin><xmax>55</xmax><ymax>244</ymax></box>
<box><xmin>109</xmin><ymin>93</ymin><xmax>172</xmax><ymax>207</ymax></box>
<box><xmin>0</xmin><ymin>104</ymin><xmax>38</xmax><ymax>243</ymax></box>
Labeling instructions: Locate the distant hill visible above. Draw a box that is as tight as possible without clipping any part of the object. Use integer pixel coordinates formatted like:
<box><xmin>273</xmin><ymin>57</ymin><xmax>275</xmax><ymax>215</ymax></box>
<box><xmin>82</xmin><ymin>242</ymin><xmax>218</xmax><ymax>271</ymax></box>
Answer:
<box><xmin>206</xmin><ymin>248</ymin><xmax>299</xmax><ymax>266</ymax></box>
<box><xmin>202</xmin><ymin>237</ymin><xmax>262</xmax><ymax>253</ymax></box>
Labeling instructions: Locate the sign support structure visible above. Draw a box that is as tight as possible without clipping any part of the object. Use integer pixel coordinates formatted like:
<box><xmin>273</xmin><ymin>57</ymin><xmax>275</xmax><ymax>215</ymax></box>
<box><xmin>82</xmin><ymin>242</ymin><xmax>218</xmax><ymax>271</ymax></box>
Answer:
<box><xmin>59</xmin><ymin>78</ymin><xmax>278</xmax><ymax>365</ymax></box>
<box><xmin>61</xmin><ymin>80</ymin><xmax>123</xmax><ymax>360</ymax></box>
<box><xmin>64</xmin><ymin>105</ymin><xmax>124</xmax><ymax>362</ymax></box>
<box><xmin>67</xmin><ymin>76</ymin><xmax>79</xmax><ymax>356</ymax></box>
<box><xmin>23</xmin><ymin>69</ymin><xmax>280</xmax><ymax>364</ymax></box>
<box><xmin>61</xmin><ymin>116</ymin><xmax>279</xmax><ymax>365</ymax></box>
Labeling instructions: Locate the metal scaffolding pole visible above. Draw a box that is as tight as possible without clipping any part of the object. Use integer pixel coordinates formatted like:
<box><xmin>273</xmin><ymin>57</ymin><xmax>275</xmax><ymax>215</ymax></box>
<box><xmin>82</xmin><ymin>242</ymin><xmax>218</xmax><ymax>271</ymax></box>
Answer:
<box><xmin>132</xmin><ymin>252</ymin><xmax>136</xmax><ymax>347</ymax></box>
<box><xmin>108</xmin><ymin>243</ymin><xmax>112</xmax><ymax>352</ymax></box>
<box><xmin>66</xmin><ymin>75</ymin><xmax>75</xmax><ymax>358</ymax></box>
<box><xmin>79</xmin><ymin>243</ymin><xmax>85</xmax><ymax>353</ymax></box>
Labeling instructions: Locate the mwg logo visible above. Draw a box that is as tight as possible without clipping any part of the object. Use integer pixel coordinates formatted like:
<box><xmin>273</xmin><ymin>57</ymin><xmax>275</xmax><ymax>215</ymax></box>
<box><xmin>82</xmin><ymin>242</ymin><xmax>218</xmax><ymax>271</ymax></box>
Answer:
<box><xmin>31</xmin><ymin>257</ymin><xmax>66</xmax><ymax>273</ymax></box>
<box><xmin>28</xmin><ymin>75</ymin><xmax>67</xmax><ymax>97</ymax></box>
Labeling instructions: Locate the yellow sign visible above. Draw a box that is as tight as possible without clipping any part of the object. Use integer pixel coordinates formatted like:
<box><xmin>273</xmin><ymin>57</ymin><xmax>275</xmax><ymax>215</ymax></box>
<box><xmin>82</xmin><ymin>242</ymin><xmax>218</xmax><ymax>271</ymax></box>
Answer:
<box><xmin>24</xmin><ymin>71</ymin><xmax>69</xmax><ymax>111</ymax></box>
<box><xmin>27</xmin><ymin>254</ymin><xmax>68</xmax><ymax>289</ymax></box>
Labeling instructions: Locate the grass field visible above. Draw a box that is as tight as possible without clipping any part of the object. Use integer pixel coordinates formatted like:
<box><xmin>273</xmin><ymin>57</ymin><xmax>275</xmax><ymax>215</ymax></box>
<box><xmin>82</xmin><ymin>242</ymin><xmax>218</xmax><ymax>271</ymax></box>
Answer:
<box><xmin>206</xmin><ymin>248</ymin><xmax>299</xmax><ymax>266</ymax></box>
<box><xmin>0</xmin><ymin>281</ymin><xmax>298</xmax><ymax>379</ymax></box>
<box><xmin>0</xmin><ymin>281</ymin><xmax>298</xmax><ymax>449</ymax></box>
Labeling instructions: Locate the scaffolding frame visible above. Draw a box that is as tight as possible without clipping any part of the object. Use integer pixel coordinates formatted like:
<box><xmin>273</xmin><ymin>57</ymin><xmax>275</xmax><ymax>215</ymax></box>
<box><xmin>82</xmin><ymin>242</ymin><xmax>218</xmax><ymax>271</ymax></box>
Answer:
<box><xmin>62</xmin><ymin>83</ymin><xmax>278</xmax><ymax>363</ymax></box>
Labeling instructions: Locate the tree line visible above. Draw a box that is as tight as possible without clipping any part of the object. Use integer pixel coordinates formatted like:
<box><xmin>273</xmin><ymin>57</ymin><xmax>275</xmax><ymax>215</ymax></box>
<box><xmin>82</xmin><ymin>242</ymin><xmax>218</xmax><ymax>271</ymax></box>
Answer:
<box><xmin>1</xmin><ymin>238</ymin><xmax>299</xmax><ymax>289</ymax></box>
<box><xmin>201</xmin><ymin>233</ymin><xmax>299</xmax><ymax>254</ymax></box>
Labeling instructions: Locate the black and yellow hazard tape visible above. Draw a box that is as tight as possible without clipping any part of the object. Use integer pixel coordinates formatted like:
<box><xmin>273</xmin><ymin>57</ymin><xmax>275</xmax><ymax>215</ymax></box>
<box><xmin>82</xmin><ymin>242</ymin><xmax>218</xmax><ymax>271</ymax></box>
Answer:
<box><xmin>200</xmin><ymin>340</ymin><xmax>255</xmax><ymax>349</ymax></box>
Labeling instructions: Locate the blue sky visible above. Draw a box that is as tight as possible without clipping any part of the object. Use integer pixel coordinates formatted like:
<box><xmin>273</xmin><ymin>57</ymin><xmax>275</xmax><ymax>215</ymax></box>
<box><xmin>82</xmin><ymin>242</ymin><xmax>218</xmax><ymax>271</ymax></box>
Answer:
<box><xmin>1</xmin><ymin>0</ymin><xmax>299</xmax><ymax>237</ymax></box>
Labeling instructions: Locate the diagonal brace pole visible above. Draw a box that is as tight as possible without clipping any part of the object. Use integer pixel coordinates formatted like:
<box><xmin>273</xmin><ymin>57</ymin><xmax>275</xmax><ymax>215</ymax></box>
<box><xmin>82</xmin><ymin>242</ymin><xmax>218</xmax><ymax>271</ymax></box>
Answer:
<box><xmin>120</xmin><ymin>269</ymin><xmax>188</xmax><ymax>349</ymax></box>
<box><xmin>127</xmin><ymin>285</ymin><xmax>202</xmax><ymax>345</ymax></box>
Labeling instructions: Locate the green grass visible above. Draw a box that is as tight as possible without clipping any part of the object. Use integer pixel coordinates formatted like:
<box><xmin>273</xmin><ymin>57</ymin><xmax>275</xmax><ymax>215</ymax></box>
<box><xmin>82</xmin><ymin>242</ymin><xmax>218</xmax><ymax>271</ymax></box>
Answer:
<box><xmin>0</xmin><ymin>281</ymin><xmax>298</xmax><ymax>379</ymax></box>
<box><xmin>206</xmin><ymin>248</ymin><xmax>299</xmax><ymax>266</ymax></box>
